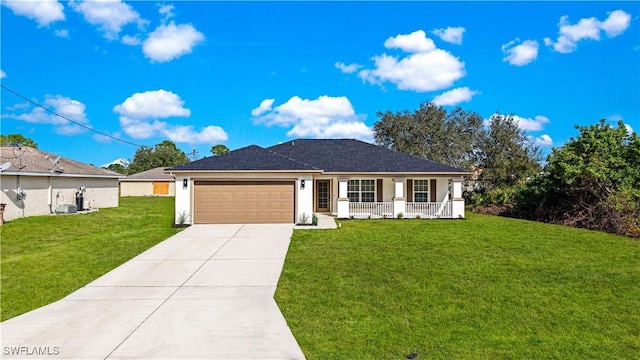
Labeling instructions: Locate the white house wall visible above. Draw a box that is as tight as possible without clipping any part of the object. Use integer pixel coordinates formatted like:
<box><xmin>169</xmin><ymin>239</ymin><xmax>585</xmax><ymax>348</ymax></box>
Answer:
<box><xmin>1</xmin><ymin>175</ymin><xmax>119</xmax><ymax>222</ymax></box>
<box><xmin>297</xmin><ymin>176</ymin><xmax>313</xmax><ymax>223</ymax></box>
<box><xmin>174</xmin><ymin>175</ymin><xmax>191</xmax><ymax>224</ymax></box>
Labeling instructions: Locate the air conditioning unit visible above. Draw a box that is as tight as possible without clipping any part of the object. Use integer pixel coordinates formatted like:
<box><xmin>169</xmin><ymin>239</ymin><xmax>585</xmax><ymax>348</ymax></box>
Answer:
<box><xmin>55</xmin><ymin>204</ymin><xmax>77</xmax><ymax>214</ymax></box>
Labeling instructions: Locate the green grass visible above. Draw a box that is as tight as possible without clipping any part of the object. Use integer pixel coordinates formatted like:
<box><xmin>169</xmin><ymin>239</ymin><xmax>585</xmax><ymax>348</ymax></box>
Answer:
<box><xmin>1</xmin><ymin>197</ymin><xmax>181</xmax><ymax>321</ymax></box>
<box><xmin>275</xmin><ymin>213</ymin><xmax>640</xmax><ymax>359</ymax></box>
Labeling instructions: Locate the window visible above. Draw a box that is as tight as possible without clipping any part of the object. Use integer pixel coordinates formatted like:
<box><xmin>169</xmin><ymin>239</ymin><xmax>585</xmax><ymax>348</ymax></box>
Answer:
<box><xmin>414</xmin><ymin>179</ymin><xmax>429</xmax><ymax>202</ymax></box>
<box><xmin>347</xmin><ymin>179</ymin><xmax>375</xmax><ymax>202</ymax></box>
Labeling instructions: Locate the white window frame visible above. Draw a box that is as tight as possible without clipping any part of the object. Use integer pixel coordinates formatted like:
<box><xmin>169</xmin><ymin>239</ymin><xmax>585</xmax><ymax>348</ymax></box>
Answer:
<box><xmin>347</xmin><ymin>179</ymin><xmax>376</xmax><ymax>203</ymax></box>
<box><xmin>413</xmin><ymin>179</ymin><xmax>430</xmax><ymax>203</ymax></box>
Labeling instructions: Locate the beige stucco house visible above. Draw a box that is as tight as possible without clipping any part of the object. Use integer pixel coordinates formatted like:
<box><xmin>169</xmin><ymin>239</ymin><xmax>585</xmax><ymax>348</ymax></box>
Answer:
<box><xmin>120</xmin><ymin>167</ymin><xmax>176</xmax><ymax>197</ymax></box>
<box><xmin>0</xmin><ymin>146</ymin><xmax>123</xmax><ymax>222</ymax></box>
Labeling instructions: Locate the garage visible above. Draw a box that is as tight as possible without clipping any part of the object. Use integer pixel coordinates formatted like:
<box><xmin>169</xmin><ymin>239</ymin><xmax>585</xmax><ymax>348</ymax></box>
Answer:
<box><xmin>193</xmin><ymin>181</ymin><xmax>295</xmax><ymax>224</ymax></box>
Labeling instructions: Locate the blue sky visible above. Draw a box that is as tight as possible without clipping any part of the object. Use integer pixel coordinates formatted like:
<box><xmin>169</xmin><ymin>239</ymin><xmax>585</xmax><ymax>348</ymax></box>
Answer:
<box><xmin>1</xmin><ymin>1</ymin><xmax>638</xmax><ymax>167</ymax></box>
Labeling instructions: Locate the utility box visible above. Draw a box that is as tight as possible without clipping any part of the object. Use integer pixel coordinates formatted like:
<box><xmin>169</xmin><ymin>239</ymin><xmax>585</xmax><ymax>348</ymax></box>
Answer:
<box><xmin>76</xmin><ymin>194</ymin><xmax>84</xmax><ymax>211</ymax></box>
<box><xmin>55</xmin><ymin>204</ymin><xmax>78</xmax><ymax>214</ymax></box>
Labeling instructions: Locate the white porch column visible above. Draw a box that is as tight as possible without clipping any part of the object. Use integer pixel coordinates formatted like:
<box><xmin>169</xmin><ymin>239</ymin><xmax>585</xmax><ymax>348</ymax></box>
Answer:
<box><xmin>392</xmin><ymin>178</ymin><xmax>406</xmax><ymax>218</ymax></box>
<box><xmin>450</xmin><ymin>178</ymin><xmax>465</xmax><ymax>219</ymax></box>
<box><xmin>175</xmin><ymin>176</ymin><xmax>191</xmax><ymax>224</ymax></box>
<box><xmin>336</xmin><ymin>178</ymin><xmax>349</xmax><ymax>218</ymax></box>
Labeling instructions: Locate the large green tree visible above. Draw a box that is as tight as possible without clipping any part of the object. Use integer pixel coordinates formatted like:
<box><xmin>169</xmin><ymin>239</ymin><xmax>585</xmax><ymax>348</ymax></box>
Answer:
<box><xmin>373</xmin><ymin>101</ymin><xmax>485</xmax><ymax>169</ymax></box>
<box><xmin>127</xmin><ymin>140</ymin><xmax>190</xmax><ymax>174</ymax></box>
<box><xmin>105</xmin><ymin>163</ymin><xmax>127</xmax><ymax>174</ymax></box>
<box><xmin>0</xmin><ymin>134</ymin><xmax>38</xmax><ymax>148</ymax></box>
<box><xmin>477</xmin><ymin>113</ymin><xmax>542</xmax><ymax>190</ymax></box>
<box><xmin>519</xmin><ymin>119</ymin><xmax>640</xmax><ymax>236</ymax></box>
<box><xmin>211</xmin><ymin>144</ymin><xmax>230</xmax><ymax>156</ymax></box>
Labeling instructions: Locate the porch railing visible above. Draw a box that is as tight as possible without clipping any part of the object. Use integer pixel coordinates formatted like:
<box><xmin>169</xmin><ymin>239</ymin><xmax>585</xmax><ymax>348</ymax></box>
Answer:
<box><xmin>405</xmin><ymin>201</ymin><xmax>452</xmax><ymax>219</ymax></box>
<box><xmin>349</xmin><ymin>202</ymin><xmax>394</xmax><ymax>219</ymax></box>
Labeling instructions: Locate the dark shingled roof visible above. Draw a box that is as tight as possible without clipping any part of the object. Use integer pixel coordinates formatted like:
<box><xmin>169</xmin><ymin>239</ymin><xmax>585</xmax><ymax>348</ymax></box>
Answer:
<box><xmin>169</xmin><ymin>145</ymin><xmax>320</xmax><ymax>171</ymax></box>
<box><xmin>170</xmin><ymin>139</ymin><xmax>469</xmax><ymax>174</ymax></box>
<box><xmin>269</xmin><ymin>139</ymin><xmax>469</xmax><ymax>173</ymax></box>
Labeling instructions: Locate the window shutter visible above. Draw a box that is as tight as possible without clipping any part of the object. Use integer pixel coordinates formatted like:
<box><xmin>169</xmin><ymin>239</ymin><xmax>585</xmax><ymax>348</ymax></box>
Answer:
<box><xmin>430</xmin><ymin>179</ymin><xmax>437</xmax><ymax>202</ymax></box>
<box><xmin>407</xmin><ymin>179</ymin><xmax>413</xmax><ymax>202</ymax></box>
<box><xmin>376</xmin><ymin>179</ymin><xmax>383</xmax><ymax>202</ymax></box>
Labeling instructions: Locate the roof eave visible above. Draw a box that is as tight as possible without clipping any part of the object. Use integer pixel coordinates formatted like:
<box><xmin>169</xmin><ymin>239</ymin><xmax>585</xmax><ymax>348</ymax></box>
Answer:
<box><xmin>0</xmin><ymin>171</ymin><xmax>124</xmax><ymax>178</ymax></box>
<box><xmin>167</xmin><ymin>169</ymin><xmax>323</xmax><ymax>174</ymax></box>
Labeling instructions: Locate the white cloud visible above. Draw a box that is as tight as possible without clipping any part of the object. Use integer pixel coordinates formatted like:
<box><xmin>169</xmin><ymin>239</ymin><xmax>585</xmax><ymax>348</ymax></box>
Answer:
<box><xmin>432</xmin><ymin>87</ymin><xmax>479</xmax><ymax>106</ymax></box>
<box><xmin>624</xmin><ymin>124</ymin><xmax>634</xmax><ymax>135</ymax></box>
<box><xmin>54</xmin><ymin>29</ymin><xmax>69</xmax><ymax>38</ymax></box>
<box><xmin>158</xmin><ymin>4</ymin><xmax>175</xmax><ymax>22</ymax></box>
<box><xmin>383</xmin><ymin>30</ymin><xmax>436</xmax><ymax>53</ymax></box>
<box><xmin>335</xmin><ymin>62</ymin><xmax>362</xmax><ymax>74</ymax></box>
<box><xmin>252</xmin><ymin>95</ymin><xmax>373</xmax><ymax>141</ymax></box>
<box><xmin>484</xmin><ymin>114</ymin><xmax>550</xmax><ymax>132</ymax></box>
<box><xmin>113</xmin><ymin>89</ymin><xmax>191</xmax><ymax>119</ymax></box>
<box><xmin>100</xmin><ymin>157</ymin><xmax>129</xmax><ymax>168</ymax></box>
<box><xmin>431</xmin><ymin>26</ymin><xmax>465</xmax><ymax>45</ymax></box>
<box><xmin>121</xmin><ymin>34</ymin><xmax>141</xmax><ymax>46</ymax></box>
<box><xmin>544</xmin><ymin>10</ymin><xmax>631</xmax><ymax>53</ymax></box>
<box><xmin>512</xmin><ymin>115</ymin><xmax>550</xmax><ymax>131</ymax></box>
<box><xmin>69</xmin><ymin>0</ymin><xmax>145</xmax><ymax>40</ymax></box>
<box><xmin>164</xmin><ymin>124</ymin><xmax>228</xmax><ymax>144</ymax></box>
<box><xmin>251</xmin><ymin>99</ymin><xmax>275</xmax><ymax>116</ymax></box>
<box><xmin>358</xmin><ymin>30</ymin><xmax>465</xmax><ymax>92</ymax></box>
<box><xmin>600</xmin><ymin>10</ymin><xmax>632</xmax><ymax>37</ymax></box>
<box><xmin>534</xmin><ymin>134</ymin><xmax>553</xmax><ymax>147</ymax></box>
<box><xmin>142</xmin><ymin>22</ymin><xmax>205</xmax><ymax>62</ymax></box>
<box><xmin>113</xmin><ymin>89</ymin><xmax>227</xmax><ymax>144</ymax></box>
<box><xmin>0</xmin><ymin>70</ymin><xmax>6</xmax><ymax>79</ymax></box>
<box><xmin>2</xmin><ymin>0</ymin><xmax>65</xmax><ymax>27</ymax></box>
<box><xmin>502</xmin><ymin>39</ymin><xmax>539</xmax><ymax>66</ymax></box>
<box><xmin>3</xmin><ymin>95</ymin><xmax>90</xmax><ymax>135</ymax></box>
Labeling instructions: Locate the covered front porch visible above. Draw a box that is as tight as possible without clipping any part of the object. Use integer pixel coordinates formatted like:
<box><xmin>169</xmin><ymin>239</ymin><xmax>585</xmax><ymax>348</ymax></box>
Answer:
<box><xmin>311</xmin><ymin>177</ymin><xmax>466</xmax><ymax>220</ymax></box>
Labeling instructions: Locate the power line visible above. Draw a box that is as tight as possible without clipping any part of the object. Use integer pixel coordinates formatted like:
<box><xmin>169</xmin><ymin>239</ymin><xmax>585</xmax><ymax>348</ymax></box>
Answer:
<box><xmin>1</xmin><ymin>84</ymin><xmax>142</xmax><ymax>147</ymax></box>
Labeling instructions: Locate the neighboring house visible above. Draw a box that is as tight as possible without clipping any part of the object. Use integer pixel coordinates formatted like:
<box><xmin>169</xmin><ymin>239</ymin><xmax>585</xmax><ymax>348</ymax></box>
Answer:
<box><xmin>168</xmin><ymin>139</ymin><xmax>473</xmax><ymax>225</ymax></box>
<box><xmin>0</xmin><ymin>146</ymin><xmax>123</xmax><ymax>222</ymax></box>
<box><xmin>120</xmin><ymin>167</ymin><xmax>176</xmax><ymax>197</ymax></box>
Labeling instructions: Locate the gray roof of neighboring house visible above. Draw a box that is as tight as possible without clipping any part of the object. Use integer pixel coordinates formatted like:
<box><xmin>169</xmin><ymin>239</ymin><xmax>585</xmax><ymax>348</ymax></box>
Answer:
<box><xmin>170</xmin><ymin>145</ymin><xmax>320</xmax><ymax>171</ymax></box>
<box><xmin>169</xmin><ymin>139</ymin><xmax>470</xmax><ymax>174</ymax></box>
<box><xmin>0</xmin><ymin>146</ymin><xmax>123</xmax><ymax>178</ymax></box>
<box><xmin>122</xmin><ymin>167</ymin><xmax>175</xmax><ymax>181</ymax></box>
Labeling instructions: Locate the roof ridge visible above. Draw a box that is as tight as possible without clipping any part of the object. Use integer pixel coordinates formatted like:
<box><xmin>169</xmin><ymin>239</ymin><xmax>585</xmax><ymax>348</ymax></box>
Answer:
<box><xmin>265</xmin><ymin>146</ymin><xmax>321</xmax><ymax>170</ymax></box>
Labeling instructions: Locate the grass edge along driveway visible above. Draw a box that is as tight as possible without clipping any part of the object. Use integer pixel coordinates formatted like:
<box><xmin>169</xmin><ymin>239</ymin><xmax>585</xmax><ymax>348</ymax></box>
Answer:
<box><xmin>275</xmin><ymin>213</ymin><xmax>640</xmax><ymax>359</ymax></box>
<box><xmin>1</xmin><ymin>197</ymin><xmax>181</xmax><ymax>321</ymax></box>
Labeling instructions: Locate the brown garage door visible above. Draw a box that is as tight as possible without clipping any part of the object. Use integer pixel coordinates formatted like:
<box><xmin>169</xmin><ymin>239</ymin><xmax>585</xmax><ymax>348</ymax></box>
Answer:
<box><xmin>194</xmin><ymin>181</ymin><xmax>295</xmax><ymax>224</ymax></box>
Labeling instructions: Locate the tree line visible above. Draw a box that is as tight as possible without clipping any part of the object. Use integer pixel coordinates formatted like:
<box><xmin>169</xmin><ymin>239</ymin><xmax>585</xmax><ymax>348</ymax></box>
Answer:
<box><xmin>375</xmin><ymin>101</ymin><xmax>639</xmax><ymax>237</ymax></box>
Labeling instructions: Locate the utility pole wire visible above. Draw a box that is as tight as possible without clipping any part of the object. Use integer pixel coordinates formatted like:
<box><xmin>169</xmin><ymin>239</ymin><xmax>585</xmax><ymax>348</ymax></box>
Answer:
<box><xmin>1</xmin><ymin>84</ymin><xmax>142</xmax><ymax>148</ymax></box>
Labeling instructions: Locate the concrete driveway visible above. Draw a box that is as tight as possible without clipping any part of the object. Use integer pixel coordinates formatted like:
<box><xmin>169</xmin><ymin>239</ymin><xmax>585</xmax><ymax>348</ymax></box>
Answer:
<box><xmin>1</xmin><ymin>224</ymin><xmax>305</xmax><ymax>359</ymax></box>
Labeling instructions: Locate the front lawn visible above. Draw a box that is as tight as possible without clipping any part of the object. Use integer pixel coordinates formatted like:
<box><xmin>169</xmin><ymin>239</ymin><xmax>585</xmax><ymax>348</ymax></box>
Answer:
<box><xmin>1</xmin><ymin>197</ymin><xmax>181</xmax><ymax>321</ymax></box>
<box><xmin>275</xmin><ymin>213</ymin><xmax>640</xmax><ymax>359</ymax></box>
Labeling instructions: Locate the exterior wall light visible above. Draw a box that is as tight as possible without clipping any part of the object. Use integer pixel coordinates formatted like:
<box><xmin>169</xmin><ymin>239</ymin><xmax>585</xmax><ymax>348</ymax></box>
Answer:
<box><xmin>183</xmin><ymin>179</ymin><xmax>188</xmax><ymax>189</ymax></box>
<box><xmin>300</xmin><ymin>180</ymin><xmax>305</xmax><ymax>189</ymax></box>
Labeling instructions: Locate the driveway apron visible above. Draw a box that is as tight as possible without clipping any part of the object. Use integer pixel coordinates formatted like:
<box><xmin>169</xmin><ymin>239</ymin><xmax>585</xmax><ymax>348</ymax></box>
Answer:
<box><xmin>1</xmin><ymin>224</ymin><xmax>306</xmax><ymax>360</ymax></box>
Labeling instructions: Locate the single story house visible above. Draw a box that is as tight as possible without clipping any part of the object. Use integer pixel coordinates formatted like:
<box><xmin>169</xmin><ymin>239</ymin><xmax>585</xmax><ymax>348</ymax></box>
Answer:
<box><xmin>168</xmin><ymin>139</ymin><xmax>473</xmax><ymax>225</ymax></box>
<box><xmin>120</xmin><ymin>167</ymin><xmax>176</xmax><ymax>197</ymax></box>
<box><xmin>0</xmin><ymin>146</ymin><xmax>123</xmax><ymax>222</ymax></box>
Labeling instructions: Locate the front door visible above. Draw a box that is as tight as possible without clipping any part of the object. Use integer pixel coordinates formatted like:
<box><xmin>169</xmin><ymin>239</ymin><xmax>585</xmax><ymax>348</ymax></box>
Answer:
<box><xmin>316</xmin><ymin>180</ymin><xmax>330</xmax><ymax>212</ymax></box>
